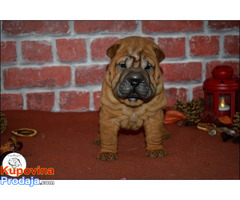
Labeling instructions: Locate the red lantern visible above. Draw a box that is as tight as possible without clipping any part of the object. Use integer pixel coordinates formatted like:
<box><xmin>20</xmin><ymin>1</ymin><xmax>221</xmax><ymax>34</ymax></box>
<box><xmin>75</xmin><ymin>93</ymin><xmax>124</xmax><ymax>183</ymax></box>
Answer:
<box><xmin>203</xmin><ymin>65</ymin><xmax>240</xmax><ymax>120</ymax></box>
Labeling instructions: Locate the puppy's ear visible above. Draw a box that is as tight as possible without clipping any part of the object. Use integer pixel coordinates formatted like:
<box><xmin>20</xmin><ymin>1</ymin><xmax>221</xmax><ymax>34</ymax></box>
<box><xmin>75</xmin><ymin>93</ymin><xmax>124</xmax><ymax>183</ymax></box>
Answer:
<box><xmin>106</xmin><ymin>44</ymin><xmax>120</xmax><ymax>59</ymax></box>
<box><xmin>153</xmin><ymin>46</ymin><xmax>165</xmax><ymax>63</ymax></box>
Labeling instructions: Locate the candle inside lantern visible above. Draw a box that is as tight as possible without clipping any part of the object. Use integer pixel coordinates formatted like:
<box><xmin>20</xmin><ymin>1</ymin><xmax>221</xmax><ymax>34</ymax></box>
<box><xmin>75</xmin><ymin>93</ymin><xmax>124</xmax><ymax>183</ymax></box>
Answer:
<box><xmin>219</xmin><ymin>98</ymin><xmax>230</xmax><ymax>111</ymax></box>
<box><xmin>219</xmin><ymin>97</ymin><xmax>230</xmax><ymax>117</ymax></box>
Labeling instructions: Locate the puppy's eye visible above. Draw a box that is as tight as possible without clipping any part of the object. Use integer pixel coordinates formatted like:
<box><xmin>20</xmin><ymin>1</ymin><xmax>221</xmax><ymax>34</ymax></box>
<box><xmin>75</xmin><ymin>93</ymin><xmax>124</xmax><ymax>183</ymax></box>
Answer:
<box><xmin>144</xmin><ymin>63</ymin><xmax>154</xmax><ymax>71</ymax></box>
<box><xmin>118</xmin><ymin>63</ymin><xmax>127</xmax><ymax>69</ymax></box>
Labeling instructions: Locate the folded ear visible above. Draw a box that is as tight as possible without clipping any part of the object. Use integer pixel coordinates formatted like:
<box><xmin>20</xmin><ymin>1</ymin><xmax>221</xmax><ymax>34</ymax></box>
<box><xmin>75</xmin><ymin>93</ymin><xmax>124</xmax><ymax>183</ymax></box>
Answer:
<box><xmin>153</xmin><ymin>46</ymin><xmax>165</xmax><ymax>63</ymax></box>
<box><xmin>106</xmin><ymin>44</ymin><xmax>120</xmax><ymax>59</ymax></box>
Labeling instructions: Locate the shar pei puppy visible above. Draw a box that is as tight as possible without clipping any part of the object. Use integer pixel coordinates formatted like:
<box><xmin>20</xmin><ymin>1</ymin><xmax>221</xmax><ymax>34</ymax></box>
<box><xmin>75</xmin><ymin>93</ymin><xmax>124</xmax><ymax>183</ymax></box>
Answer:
<box><xmin>96</xmin><ymin>36</ymin><xmax>168</xmax><ymax>161</ymax></box>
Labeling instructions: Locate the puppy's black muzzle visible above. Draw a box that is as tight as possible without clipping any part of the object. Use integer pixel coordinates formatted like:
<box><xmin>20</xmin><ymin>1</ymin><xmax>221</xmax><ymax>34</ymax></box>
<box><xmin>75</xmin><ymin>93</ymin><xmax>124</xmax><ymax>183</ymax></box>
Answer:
<box><xmin>116</xmin><ymin>71</ymin><xmax>154</xmax><ymax>102</ymax></box>
<box><xmin>126</xmin><ymin>72</ymin><xmax>145</xmax><ymax>87</ymax></box>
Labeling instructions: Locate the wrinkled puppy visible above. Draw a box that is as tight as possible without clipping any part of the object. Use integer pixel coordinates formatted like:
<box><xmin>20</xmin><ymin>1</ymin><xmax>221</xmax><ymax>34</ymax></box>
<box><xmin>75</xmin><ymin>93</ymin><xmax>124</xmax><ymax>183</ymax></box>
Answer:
<box><xmin>96</xmin><ymin>36</ymin><xmax>168</xmax><ymax>161</ymax></box>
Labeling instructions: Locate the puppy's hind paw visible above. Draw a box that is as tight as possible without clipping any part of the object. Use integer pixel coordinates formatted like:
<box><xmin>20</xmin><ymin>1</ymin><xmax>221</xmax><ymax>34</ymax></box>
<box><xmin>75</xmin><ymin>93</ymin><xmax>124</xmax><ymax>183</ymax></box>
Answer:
<box><xmin>162</xmin><ymin>132</ymin><xmax>169</xmax><ymax>140</ymax></box>
<box><xmin>94</xmin><ymin>136</ymin><xmax>101</xmax><ymax>145</ymax></box>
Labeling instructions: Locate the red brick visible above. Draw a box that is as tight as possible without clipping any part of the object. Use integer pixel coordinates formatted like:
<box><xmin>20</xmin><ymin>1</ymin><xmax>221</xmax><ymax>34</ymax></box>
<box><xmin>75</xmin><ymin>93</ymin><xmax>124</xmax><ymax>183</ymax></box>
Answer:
<box><xmin>224</xmin><ymin>35</ymin><xmax>240</xmax><ymax>56</ymax></box>
<box><xmin>193</xmin><ymin>86</ymin><xmax>204</xmax><ymax>99</ymax></box>
<box><xmin>165</xmin><ymin>88</ymin><xmax>188</xmax><ymax>108</ymax></box>
<box><xmin>3</xmin><ymin>66</ymin><xmax>71</xmax><ymax>89</ymax></box>
<box><xmin>165</xmin><ymin>88</ymin><xmax>177</xmax><ymax>108</ymax></box>
<box><xmin>161</xmin><ymin>62</ymin><xmax>202</xmax><ymax>82</ymax></box>
<box><xmin>208</xmin><ymin>21</ymin><xmax>240</xmax><ymax>30</ymax></box>
<box><xmin>205</xmin><ymin>61</ymin><xmax>239</xmax><ymax>79</ymax></box>
<box><xmin>1</xmin><ymin>41</ymin><xmax>17</xmax><ymax>63</ymax></box>
<box><xmin>27</xmin><ymin>92</ymin><xmax>54</xmax><ymax>111</ymax></box>
<box><xmin>179</xmin><ymin>88</ymin><xmax>188</xmax><ymax>102</ymax></box>
<box><xmin>22</xmin><ymin>41</ymin><xmax>53</xmax><ymax>63</ymax></box>
<box><xmin>190</xmin><ymin>36</ymin><xmax>219</xmax><ymax>56</ymax></box>
<box><xmin>144</xmin><ymin>37</ymin><xmax>155</xmax><ymax>42</ymax></box>
<box><xmin>59</xmin><ymin>91</ymin><xmax>90</xmax><ymax>111</ymax></box>
<box><xmin>142</xmin><ymin>21</ymin><xmax>203</xmax><ymax>33</ymax></box>
<box><xmin>158</xmin><ymin>37</ymin><xmax>185</xmax><ymax>58</ymax></box>
<box><xmin>91</xmin><ymin>37</ymin><xmax>119</xmax><ymax>61</ymax></box>
<box><xmin>75</xmin><ymin>65</ymin><xmax>106</xmax><ymax>86</ymax></box>
<box><xmin>93</xmin><ymin>91</ymin><xmax>101</xmax><ymax>111</ymax></box>
<box><xmin>56</xmin><ymin>39</ymin><xmax>87</xmax><ymax>62</ymax></box>
<box><xmin>74</xmin><ymin>20</ymin><xmax>137</xmax><ymax>33</ymax></box>
<box><xmin>2</xmin><ymin>21</ymin><xmax>69</xmax><ymax>35</ymax></box>
<box><xmin>1</xmin><ymin>94</ymin><xmax>23</xmax><ymax>110</ymax></box>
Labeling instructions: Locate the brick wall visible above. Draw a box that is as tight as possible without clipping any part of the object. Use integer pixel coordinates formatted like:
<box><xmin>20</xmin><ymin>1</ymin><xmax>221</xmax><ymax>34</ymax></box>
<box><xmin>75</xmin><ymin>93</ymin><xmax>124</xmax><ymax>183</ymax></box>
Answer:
<box><xmin>1</xmin><ymin>20</ymin><xmax>239</xmax><ymax>112</ymax></box>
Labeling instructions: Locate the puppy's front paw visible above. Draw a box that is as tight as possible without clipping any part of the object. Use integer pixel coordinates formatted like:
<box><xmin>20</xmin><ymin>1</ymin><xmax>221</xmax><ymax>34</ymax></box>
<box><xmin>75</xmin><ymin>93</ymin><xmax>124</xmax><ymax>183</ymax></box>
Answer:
<box><xmin>147</xmin><ymin>149</ymin><xmax>167</xmax><ymax>158</ymax></box>
<box><xmin>97</xmin><ymin>152</ymin><xmax>118</xmax><ymax>161</ymax></box>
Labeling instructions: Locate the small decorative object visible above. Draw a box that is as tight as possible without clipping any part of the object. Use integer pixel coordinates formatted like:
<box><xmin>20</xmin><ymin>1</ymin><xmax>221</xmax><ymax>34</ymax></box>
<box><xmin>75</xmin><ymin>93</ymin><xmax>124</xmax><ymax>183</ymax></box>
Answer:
<box><xmin>12</xmin><ymin>128</ymin><xmax>38</xmax><ymax>137</ymax></box>
<box><xmin>203</xmin><ymin>65</ymin><xmax>240</xmax><ymax>120</ymax></box>
<box><xmin>232</xmin><ymin>112</ymin><xmax>240</xmax><ymax>132</ymax></box>
<box><xmin>164</xmin><ymin>110</ymin><xmax>186</xmax><ymax>124</ymax></box>
<box><xmin>197</xmin><ymin>122</ymin><xmax>217</xmax><ymax>131</ymax></box>
<box><xmin>221</xmin><ymin>132</ymin><xmax>240</xmax><ymax>143</ymax></box>
<box><xmin>172</xmin><ymin>98</ymin><xmax>204</xmax><ymax>125</ymax></box>
<box><xmin>218</xmin><ymin>115</ymin><xmax>232</xmax><ymax>125</ymax></box>
<box><xmin>221</xmin><ymin>132</ymin><xmax>232</xmax><ymax>142</ymax></box>
<box><xmin>0</xmin><ymin>136</ymin><xmax>23</xmax><ymax>154</ymax></box>
<box><xmin>208</xmin><ymin>129</ymin><xmax>217</xmax><ymax>136</ymax></box>
<box><xmin>197</xmin><ymin>122</ymin><xmax>235</xmax><ymax>136</ymax></box>
<box><xmin>197</xmin><ymin>122</ymin><xmax>220</xmax><ymax>136</ymax></box>
<box><xmin>218</xmin><ymin>127</ymin><xmax>235</xmax><ymax>136</ymax></box>
<box><xmin>1</xmin><ymin>113</ymin><xmax>8</xmax><ymax>134</ymax></box>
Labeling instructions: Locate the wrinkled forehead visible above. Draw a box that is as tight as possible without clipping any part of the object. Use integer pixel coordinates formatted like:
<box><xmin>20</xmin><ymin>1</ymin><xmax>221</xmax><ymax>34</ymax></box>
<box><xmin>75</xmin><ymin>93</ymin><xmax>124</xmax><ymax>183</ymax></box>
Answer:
<box><xmin>116</xmin><ymin>48</ymin><xmax>155</xmax><ymax>69</ymax></box>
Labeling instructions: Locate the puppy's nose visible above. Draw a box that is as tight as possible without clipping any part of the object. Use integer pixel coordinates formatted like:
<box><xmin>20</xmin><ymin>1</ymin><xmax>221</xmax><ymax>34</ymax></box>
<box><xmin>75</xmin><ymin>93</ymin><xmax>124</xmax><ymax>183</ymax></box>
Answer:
<box><xmin>126</xmin><ymin>72</ymin><xmax>145</xmax><ymax>86</ymax></box>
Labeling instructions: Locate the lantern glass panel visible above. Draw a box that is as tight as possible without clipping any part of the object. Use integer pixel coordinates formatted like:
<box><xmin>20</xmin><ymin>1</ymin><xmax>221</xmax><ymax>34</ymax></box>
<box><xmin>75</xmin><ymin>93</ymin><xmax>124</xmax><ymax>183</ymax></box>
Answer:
<box><xmin>206</xmin><ymin>93</ymin><xmax>214</xmax><ymax>109</ymax></box>
<box><xmin>219</xmin><ymin>94</ymin><xmax>231</xmax><ymax>117</ymax></box>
